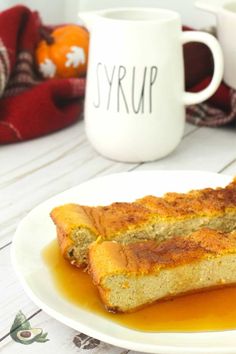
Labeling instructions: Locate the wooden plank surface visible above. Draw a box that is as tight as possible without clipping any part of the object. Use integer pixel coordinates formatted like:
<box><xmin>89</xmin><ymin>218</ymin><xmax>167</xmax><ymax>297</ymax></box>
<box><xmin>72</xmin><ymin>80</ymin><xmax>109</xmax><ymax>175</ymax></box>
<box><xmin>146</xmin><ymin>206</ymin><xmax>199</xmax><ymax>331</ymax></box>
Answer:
<box><xmin>135</xmin><ymin>126</ymin><xmax>236</xmax><ymax>173</ymax></box>
<box><xmin>1</xmin><ymin>119</ymin><xmax>235</xmax><ymax>353</ymax></box>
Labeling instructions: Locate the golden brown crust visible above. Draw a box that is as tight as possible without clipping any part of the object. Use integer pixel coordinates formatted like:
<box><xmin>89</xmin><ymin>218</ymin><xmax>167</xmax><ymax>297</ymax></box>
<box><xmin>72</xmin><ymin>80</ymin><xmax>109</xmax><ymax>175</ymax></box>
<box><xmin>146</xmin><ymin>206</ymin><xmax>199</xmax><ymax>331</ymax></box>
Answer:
<box><xmin>50</xmin><ymin>204</ymin><xmax>99</xmax><ymax>258</ymax></box>
<box><xmin>50</xmin><ymin>202</ymin><xmax>151</xmax><ymax>238</ymax></box>
<box><xmin>51</xmin><ymin>178</ymin><xmax>236</xmax><ymax>267</ymax></box>
<box><xmin>89</xmin><ymin>228</ymin><xmax>236</xmax><ymax>283</ymax></box>
<box><xmin>83</xmin><ymin>202</ymin><xmax>151</xmax><ymax>237</ymax></box>
<box><xmin>51</xmin><ymin>179</ymin><xmax>236</xmax><ymax>241</ymax></box>
<box><xmin>55</xmin><ymin>226</ymin><xmax>73</xmax><ymax>259</ymax></box>
<box><xmin>136</xmin><ymin>179</ymin><xmax>236</xmax><ymax>217</ymax></box>
<box><xmin>50</xmin><ymin>204</ymin><xmax>98</xmax><ymax>235</ymax></box>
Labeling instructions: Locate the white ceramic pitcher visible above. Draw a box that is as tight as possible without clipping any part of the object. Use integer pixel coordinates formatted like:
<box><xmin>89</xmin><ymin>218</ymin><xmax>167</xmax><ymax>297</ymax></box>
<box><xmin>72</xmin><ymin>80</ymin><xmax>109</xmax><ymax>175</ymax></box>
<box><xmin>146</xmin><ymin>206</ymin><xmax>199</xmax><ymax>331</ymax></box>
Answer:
<box><xmin>196</xmin><ymin>0</ymin><xmax>236</xmax><ymax>89</ymax></box>
<box><xmin>81</xmin><ymin>8</ymin><xmax>223</xmax><ymax>163</ymax></box>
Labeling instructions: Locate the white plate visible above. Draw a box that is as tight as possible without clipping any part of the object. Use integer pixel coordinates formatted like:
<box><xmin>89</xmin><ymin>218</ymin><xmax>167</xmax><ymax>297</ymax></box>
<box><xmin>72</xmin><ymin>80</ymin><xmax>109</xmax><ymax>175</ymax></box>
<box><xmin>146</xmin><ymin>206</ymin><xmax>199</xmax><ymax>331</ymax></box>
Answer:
<box><xmin>12</xmin><ymin>170</ymin><xmax>236</xmax><ymax>354</ymax></box>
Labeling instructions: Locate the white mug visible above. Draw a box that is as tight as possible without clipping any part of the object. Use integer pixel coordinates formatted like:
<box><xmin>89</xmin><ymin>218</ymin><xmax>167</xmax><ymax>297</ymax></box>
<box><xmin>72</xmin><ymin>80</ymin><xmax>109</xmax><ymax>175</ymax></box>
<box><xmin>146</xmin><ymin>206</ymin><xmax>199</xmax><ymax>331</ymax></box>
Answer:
<box><xmin>81</xmin><ymin>8</ymin><xmax>223</xmax><ymax>163</ymax></box>
<box><xmin>196</xmin><ymin>0</ymin><xmax>236</xmax><ymax>89</ymax></box>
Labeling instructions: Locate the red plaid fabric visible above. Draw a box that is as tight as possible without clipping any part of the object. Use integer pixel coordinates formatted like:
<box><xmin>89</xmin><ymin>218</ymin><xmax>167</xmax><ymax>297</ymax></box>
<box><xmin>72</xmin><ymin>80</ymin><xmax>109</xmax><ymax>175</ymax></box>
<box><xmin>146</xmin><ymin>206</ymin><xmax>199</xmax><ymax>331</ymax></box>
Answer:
<box><xmin>186</xmin><ymin>89</ymin><xmax>236</xmax><ymax>127</ymax></box>
<box><xmin>184</xmin><ymin>26</ymin><xmax>235</xmax><ymax>127</ymax></box>
<box><xmin>0</xmin><ymin>5</ymin><xmax>85</xmax><ymax>144</ymax></box>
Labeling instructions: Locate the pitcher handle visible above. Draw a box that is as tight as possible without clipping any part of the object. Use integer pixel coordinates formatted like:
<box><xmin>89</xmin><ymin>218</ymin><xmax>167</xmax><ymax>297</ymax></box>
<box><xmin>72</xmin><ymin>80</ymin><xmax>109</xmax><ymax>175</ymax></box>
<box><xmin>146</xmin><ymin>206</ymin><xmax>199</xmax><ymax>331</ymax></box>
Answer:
<box><xmin>182</xmin><ymin>31</ymin><xmax>223</xmax><ymax>106</ymax></box>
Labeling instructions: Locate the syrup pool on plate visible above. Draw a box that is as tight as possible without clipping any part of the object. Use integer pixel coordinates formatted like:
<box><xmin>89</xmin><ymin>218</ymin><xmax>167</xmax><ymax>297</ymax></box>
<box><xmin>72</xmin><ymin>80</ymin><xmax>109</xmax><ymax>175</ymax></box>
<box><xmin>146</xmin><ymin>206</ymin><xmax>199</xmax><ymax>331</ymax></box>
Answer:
<box><xmin>42</xmin><ymin>239</ymin><xmax>236</xmax><ymax>332</ymax></box>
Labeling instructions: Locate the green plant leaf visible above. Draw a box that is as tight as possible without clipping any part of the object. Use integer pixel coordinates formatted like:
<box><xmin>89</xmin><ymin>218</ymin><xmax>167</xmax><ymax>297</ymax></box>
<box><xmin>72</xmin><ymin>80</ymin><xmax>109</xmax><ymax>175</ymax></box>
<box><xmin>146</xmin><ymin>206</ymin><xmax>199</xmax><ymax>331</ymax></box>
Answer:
<box><xmin>35</xmin><ymin>336</ymin><xmax>50</xmax><ymax>343</ymax></box>
<box><xmin>35</xmin><ymin>331</ymin><xmax>49</xmax><ymax>343</ymax></box>
<box><xmin>10</xmin><ymin>311</ymin><xmax>31</xmax><ymax>341</ymax></box>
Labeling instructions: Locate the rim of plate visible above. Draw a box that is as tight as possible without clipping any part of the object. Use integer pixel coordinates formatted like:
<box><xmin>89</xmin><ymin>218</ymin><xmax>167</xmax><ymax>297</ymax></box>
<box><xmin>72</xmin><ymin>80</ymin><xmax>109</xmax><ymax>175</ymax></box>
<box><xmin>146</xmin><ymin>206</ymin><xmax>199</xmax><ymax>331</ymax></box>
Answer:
<box><xmin>11</xmin><ymin>170</ymin><xmax>236</xmax><ymax>354</ymax></box>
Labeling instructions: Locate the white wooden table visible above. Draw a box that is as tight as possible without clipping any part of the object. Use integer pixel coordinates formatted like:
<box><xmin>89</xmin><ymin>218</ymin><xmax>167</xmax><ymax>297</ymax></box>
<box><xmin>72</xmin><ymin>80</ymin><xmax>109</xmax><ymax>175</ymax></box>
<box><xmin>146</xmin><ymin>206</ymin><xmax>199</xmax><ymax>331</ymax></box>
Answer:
<box><xmin>1</xmin><ymin>119</ymin><xmax>236</xmax><ymax>354</ymax></box>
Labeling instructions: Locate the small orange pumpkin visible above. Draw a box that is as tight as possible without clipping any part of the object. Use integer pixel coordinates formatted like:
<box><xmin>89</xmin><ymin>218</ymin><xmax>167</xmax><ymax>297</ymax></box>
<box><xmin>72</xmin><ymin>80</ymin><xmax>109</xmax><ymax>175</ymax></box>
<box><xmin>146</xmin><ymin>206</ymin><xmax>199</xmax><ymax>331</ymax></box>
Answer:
<box><xmin>35</xmin><ymin>25</ymin><xmax>89</xmax><ymax>79</ymax></box>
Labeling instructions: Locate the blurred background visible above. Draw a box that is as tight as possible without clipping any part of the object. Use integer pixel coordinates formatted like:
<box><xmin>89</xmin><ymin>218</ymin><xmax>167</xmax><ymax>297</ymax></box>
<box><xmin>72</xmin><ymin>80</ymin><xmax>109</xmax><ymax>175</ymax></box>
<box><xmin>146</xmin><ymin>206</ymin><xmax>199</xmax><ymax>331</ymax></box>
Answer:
<box><xmin>0</xmin><ymin>0</ymin><xmax>216</xmax><ymax>27</ymax></box>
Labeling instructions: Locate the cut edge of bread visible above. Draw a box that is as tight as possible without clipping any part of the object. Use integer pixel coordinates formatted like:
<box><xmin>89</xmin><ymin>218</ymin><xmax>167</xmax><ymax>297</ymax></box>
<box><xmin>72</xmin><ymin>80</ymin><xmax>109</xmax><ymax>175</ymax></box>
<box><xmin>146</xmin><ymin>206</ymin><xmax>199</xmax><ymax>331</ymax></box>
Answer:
<box><xmin>88</xmin><ymin>228</ymin><xmax>236</xmax><ymax>312</ymax></box>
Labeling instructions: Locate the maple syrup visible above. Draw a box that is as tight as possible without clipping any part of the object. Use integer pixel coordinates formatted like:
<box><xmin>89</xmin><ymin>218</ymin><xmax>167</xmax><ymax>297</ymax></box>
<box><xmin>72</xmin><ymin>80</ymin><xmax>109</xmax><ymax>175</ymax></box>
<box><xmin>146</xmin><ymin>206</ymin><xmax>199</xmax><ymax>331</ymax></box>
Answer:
<box><xmin>42</xmin><ymin>239</ymin><xmax>236</xmax><ymax>332</ymax></box>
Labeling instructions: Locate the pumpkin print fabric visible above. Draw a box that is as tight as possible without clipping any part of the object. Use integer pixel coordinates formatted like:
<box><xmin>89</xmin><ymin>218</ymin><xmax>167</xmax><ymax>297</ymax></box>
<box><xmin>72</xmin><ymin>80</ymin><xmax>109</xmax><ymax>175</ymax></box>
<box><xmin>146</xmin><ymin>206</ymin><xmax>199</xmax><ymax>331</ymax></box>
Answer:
<box><xmin>36</xmin><ymin>25</ymin><xmax>89</xmax><ymax>79</ymax></box>
<box><xmin>0</xmin><ymin>6</ymin><xmax>85</xmax><ymax>144</ymax></box>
